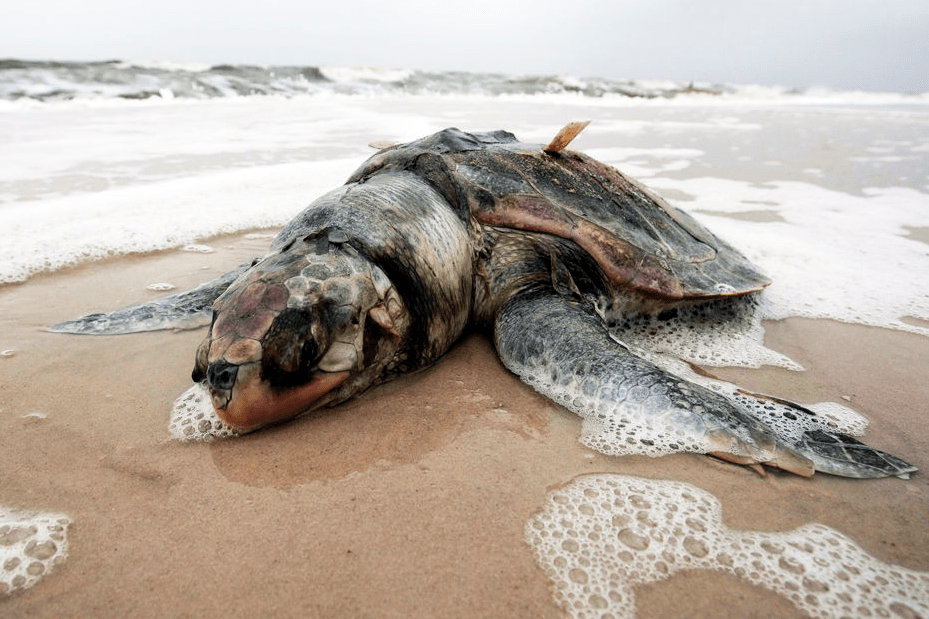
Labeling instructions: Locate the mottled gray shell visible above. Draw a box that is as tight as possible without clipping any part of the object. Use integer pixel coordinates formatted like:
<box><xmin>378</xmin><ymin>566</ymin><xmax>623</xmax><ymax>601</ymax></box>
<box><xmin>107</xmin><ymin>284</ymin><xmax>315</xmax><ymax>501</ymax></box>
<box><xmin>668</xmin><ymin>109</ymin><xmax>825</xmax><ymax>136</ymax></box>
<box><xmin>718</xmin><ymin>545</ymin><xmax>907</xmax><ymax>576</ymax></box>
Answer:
<box><xmin>349</xmin><ymin>128</ymin><xmax>769</xmax><ymax>301</ymax></box>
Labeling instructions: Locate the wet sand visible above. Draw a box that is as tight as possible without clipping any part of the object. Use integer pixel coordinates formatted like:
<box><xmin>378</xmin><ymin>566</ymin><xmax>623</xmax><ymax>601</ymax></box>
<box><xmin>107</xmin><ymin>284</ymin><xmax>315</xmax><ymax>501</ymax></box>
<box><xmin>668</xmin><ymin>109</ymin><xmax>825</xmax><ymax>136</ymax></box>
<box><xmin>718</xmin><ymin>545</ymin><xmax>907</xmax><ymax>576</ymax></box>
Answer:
<box><xmin>1</xmin><ymin>231</ymin><xmax>927</xmax><ymax>617</ymax></box>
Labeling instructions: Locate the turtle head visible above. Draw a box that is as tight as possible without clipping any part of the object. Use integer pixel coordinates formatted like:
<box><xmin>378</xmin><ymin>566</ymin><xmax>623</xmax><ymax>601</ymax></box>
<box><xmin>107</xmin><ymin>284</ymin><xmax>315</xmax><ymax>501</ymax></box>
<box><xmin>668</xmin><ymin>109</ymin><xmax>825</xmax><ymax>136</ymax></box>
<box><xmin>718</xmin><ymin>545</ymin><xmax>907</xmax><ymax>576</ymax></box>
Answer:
<box><xmin>192</xmin><ymin>230</ymin><xmax>408</xmax><ymax>432</ymax></box>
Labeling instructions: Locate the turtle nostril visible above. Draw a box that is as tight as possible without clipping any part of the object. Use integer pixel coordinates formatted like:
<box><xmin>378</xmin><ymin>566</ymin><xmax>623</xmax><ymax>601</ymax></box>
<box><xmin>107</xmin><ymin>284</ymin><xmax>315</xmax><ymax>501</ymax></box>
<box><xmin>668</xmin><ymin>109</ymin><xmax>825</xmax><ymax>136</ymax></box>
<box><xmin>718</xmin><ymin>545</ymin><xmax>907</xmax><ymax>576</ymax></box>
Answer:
<box><xmin>207</xmin><ymin>360</ymin><xmax>239</xmax><ymax>391</ymax></box>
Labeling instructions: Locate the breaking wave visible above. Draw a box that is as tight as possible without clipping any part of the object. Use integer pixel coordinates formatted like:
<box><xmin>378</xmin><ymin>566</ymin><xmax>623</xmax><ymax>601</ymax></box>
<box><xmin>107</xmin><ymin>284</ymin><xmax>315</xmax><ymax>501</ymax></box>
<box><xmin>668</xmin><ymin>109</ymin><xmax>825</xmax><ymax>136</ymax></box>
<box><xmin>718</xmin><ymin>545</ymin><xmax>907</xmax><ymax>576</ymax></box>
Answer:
<box><xmin>3</xmin><ymin>58</ymin><xmax>924</xmax><ymax>104</ymax></box>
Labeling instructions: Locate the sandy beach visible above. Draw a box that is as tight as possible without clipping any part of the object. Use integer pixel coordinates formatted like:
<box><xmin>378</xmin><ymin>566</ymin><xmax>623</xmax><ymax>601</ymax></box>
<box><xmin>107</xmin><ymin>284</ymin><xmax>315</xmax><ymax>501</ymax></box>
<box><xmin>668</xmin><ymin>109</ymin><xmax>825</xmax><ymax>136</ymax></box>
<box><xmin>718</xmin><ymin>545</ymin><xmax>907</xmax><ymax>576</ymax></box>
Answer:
<box><xmin>2</xmin><ymin>95</ymin><xmax>928</xmax><ymax>617</ymax></box>
<box><xmin>2</xmin><ymin>232</ymin><xmax>927</xmax><ymax>618</ymax></box>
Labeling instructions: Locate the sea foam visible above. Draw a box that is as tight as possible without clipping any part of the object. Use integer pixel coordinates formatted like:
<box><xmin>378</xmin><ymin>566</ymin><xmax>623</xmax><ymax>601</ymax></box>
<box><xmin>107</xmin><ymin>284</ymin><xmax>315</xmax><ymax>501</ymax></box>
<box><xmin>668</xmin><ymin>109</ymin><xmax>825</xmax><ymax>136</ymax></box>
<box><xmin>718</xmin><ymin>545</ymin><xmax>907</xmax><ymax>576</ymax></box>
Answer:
<box><xmin>0</xmin><ymin>507</ymin><xmax>72</xmax><ymax>597</ymax></box>
<box><xmin>0</xmin><ymin>158</ymin><xmax>357</xmax><ymax>284</ymax></box>
<box><xmin>526</xmin><ymin>474</ymin><xmax>929</xmax><ymax>619</ymax></box>
<box><xmin>169</xmin><ymin>383</ymin><xmax>236</xmax><ymax>441</ymax></box>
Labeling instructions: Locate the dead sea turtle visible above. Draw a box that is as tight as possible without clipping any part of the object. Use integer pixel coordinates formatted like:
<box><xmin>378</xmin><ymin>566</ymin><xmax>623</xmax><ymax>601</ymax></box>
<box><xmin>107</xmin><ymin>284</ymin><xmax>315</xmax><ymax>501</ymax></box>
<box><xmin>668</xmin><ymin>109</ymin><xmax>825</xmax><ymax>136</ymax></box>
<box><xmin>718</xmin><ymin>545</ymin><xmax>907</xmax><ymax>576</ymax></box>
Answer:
<box><xmin>51</xmin><ymin>123</ymin><xmax>916</xmax><ymax>479</ymax></box>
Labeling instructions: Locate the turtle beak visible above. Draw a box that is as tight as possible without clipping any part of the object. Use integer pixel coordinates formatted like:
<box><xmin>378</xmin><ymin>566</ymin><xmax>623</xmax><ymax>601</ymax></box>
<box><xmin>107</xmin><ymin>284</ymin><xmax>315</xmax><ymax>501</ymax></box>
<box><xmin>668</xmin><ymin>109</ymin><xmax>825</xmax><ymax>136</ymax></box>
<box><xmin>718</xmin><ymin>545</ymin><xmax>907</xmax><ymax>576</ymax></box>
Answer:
<box><xmin>204</xmin><ymin>359</ymin><xmax>352</xmax><ymax>432</ymax></box>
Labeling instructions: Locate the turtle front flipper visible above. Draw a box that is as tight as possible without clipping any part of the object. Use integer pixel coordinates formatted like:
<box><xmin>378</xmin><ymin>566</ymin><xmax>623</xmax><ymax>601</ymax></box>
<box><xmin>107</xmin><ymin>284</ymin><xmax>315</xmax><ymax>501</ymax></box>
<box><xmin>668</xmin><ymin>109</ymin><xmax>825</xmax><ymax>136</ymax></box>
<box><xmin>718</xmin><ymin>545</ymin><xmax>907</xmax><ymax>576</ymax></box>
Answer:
<box><xmin>494</xmin><ymin>289</ymin><xmax>918</xmax><ymax>479</ymax></box>
<box><xmin>48</xmin><ymin>263</ymin><xmax>252</xmax><ymax>335</ymax></box>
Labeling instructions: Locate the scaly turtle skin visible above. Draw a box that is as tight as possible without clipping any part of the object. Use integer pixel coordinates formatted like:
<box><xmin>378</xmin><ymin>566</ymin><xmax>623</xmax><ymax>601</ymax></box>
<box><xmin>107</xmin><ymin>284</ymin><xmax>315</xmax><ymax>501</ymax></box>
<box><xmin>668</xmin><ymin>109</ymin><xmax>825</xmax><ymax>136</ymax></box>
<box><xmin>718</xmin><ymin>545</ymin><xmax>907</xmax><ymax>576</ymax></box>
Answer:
<box><xmin>50</xmin><ymin>125</ymin><xmax>916</xmax><ymax>479</ymax></box>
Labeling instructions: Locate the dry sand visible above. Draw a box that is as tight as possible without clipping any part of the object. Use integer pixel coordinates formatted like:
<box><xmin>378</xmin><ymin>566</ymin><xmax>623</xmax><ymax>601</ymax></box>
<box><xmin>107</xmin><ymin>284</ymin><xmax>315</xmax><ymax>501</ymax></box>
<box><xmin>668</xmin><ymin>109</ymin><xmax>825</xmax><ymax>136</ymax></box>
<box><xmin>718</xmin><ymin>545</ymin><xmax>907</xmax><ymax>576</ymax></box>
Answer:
<box><xmin>1</xmin><ymin>231</ymin><xmax>927</xmax><ymax>618</ymax></box>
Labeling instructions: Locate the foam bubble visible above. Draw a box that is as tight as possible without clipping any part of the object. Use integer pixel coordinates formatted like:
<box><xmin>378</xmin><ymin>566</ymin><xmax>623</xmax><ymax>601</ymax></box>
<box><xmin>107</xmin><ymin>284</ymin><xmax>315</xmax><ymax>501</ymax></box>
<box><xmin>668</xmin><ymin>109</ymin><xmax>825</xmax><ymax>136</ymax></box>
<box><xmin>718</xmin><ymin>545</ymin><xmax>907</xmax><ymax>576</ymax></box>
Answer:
<box><xmin>181</xmin><ymin>244</ymin><xmax>215</xmax><ymax>254</ymax></box>
<box><xmin>0</xmin><ymin>507</ymin><xmax>72</xmax><ymax>597</ymax></box>
<box><xmin>146</xmin><ymin>282</ymin><xmax>176</xmax><ymax>291</ymax></box>
<box><xmin>526</xmin><ymin>475</ymin><xmax>929</xmax><ymax>619</ymax></box>
<box><xmin>605</xmin><ymin>295</ymin><xmax>801</xmax><ymax>371</ymax></box>
<box><xmin>168</xmin><ymin>382</ymin><xmax>236</xmax><ymax>441</ymax></box>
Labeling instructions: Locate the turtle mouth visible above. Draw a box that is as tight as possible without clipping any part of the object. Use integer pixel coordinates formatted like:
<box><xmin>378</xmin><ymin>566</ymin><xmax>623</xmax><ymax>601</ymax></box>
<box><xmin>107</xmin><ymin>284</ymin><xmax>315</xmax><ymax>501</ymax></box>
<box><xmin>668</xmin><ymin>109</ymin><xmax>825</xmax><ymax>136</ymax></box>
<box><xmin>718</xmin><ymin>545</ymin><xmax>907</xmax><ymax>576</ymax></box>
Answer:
<box><xmin>208</xmin><ymin>385</ymin><xmax>234</xmax><ymax>412</ymax></box>
<box><xmin>205</xmin><ymin>361</ymin><xmax>351</xmax><ymax>432</ymax></box>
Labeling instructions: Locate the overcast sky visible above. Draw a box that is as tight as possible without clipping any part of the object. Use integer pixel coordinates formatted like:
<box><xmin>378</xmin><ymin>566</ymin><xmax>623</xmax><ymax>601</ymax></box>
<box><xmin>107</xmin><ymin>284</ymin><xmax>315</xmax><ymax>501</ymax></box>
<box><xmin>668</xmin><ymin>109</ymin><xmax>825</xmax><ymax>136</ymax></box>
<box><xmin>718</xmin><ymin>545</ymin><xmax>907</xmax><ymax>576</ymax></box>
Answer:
<box><xmin>4</xmin><ymin>0</ymin><xmax>928</xmax><ymax>92</ymax></box>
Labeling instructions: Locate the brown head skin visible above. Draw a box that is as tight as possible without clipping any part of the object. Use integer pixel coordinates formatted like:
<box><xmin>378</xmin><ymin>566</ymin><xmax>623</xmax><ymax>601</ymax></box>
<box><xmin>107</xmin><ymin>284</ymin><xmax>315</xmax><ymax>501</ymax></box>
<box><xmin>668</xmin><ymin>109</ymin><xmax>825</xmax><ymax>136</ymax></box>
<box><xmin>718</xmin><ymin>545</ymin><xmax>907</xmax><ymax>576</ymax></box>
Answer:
<box><xmin>192</xmin><ymin>232</ymin><xmax>409</xmax><ymax>432</ymax></box>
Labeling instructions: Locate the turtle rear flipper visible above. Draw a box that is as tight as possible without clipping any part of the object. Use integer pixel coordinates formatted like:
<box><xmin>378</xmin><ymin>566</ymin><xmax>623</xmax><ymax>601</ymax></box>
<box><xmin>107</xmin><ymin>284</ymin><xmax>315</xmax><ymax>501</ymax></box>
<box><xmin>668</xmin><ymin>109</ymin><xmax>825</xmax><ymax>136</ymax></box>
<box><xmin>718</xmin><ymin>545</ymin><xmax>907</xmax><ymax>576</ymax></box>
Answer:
<box><xmin>796</xmin><ymin>429</ymin><xmax>916</xmax><ymax>479</ymax></box>
<box><xmin>494</xmin><ymin>289</ymin><xmax>917</xmax><ymax>479</ymax></box>
<box><xmin>48</xmin><ymin>263</ymin><xmax>251</xmax><ymax>335</ymax></box>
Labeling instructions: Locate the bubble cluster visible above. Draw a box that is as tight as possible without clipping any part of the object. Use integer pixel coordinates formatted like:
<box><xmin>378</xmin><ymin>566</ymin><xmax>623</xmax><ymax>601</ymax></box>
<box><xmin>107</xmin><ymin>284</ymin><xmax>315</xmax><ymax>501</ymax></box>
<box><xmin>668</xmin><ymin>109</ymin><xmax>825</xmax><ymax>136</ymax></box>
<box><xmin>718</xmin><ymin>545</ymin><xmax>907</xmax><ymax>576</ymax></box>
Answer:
<box><xmin>169</xmin><ymin>382</ymin><xmax>236</xmax><ymax>441</ymax></box>
<box><xmin>181</xmin><ymin>244</ymin><xmax>215</xmax><ymax>254</ymax></box>
<box><xmin>605</xmin><ymin>294</ymin><xmax>800</xmax><ymax>371</ymax></box>
<box><xmin>146</xmin><ymin>282</ymin><xmax>176</xmax><ymax>292</ymax></box>
<box><xmin>0</xmin><ymin>506</ymin><xmax>71</xmax><ymax>597</ymax></box>
<box><xmin>526</xmin><ymin>475</ymin><xmax>929</xmax><ymax>619</ymax></box>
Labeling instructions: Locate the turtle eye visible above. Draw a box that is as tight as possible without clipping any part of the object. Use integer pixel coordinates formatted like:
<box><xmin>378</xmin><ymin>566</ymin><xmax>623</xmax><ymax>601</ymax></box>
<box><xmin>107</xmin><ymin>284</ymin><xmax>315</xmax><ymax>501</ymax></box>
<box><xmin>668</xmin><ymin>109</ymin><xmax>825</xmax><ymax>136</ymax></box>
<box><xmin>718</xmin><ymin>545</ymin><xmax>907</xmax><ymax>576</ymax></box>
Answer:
<box><xmin>262</xmin><ymin>333</ymin><xmax>321</xmax><ymax>388</ymax></box>
<box><xmin>299</xmin><ymin>338</ymin><xmax>319</xmax><ymax>372</ymax></box>
<box><xmin>261</xmin><ymin>307</ymin><xmax>322</xmax><ymax>387</ymax></box>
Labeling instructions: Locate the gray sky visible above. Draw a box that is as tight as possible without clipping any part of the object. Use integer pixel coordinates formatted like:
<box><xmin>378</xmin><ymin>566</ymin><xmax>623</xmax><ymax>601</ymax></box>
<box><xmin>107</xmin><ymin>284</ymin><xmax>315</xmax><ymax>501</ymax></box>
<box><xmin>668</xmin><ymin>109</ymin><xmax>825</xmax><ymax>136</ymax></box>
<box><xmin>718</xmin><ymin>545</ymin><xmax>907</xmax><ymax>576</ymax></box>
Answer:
<box><xmin>4</xmin><ymin>0</ymin><xmax>928</xmax><ymax>92</ymax></box>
